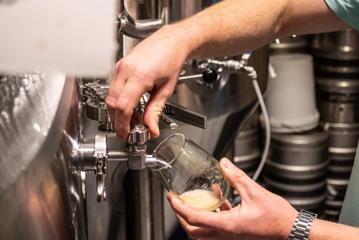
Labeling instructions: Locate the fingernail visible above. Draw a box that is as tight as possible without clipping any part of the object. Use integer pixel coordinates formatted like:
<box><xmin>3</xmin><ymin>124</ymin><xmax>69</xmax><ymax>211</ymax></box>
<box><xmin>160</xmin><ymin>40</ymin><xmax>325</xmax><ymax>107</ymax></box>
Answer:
<box><xmin>167</xmin><ymin>192</ymin><xmax>174</xmax><ymax>201</ymax></box>
<box><xmin>221</xmin><ymin>158</ymin><xmax>234</xmax><ymax>169</ymax></box>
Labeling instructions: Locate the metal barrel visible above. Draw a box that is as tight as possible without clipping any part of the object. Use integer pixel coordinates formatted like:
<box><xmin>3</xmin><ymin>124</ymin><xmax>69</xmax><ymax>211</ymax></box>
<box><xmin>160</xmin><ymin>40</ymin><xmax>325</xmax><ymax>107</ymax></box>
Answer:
<box><xmin>321</xmin><ymin>123</ymin><xmax>359</xmax><ymax>221</ymax></box>
<box><xmin>311</xmin><ymin>29</ymin><xmax>359</xmax><ymax>78</ymax></box>
<box><xmin>264</xmin><ymin>130</ymin><xmax>329</xmax><ymax>211</ymax></box>
<box><xmin>232</xmin><ymin>112</ymin><xmax>261</xmax><ymax>177</ymax></box>
<box><xmin>316</xmin><ymin>79</ymin><xmax>359</xmax><ymax>123</ymax></box>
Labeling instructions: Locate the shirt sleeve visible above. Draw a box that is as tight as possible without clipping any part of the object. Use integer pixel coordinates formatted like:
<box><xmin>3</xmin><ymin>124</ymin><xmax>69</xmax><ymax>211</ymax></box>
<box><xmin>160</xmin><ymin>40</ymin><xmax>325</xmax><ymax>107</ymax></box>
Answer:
<box><xmin>325</xmin><ymin>0</ymin><xmax>359</xmax><ymax>32</ymax></box>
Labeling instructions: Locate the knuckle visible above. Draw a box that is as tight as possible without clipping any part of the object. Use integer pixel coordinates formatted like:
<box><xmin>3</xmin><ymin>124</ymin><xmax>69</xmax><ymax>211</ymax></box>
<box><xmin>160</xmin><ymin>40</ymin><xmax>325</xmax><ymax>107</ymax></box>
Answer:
<box><xmin>115</xmin><ymin>59</ymin><xmax>128</xmax><ymax>71</ymax></box>
<box><xmin>115</xmin><ymin>98</ymin><xmax>130</xmax><ymax>112</ymax></box>
<box><xmin>105</xmin><ymin>97</ymin><xmax>116</xmax><ymax>108</ymax></box>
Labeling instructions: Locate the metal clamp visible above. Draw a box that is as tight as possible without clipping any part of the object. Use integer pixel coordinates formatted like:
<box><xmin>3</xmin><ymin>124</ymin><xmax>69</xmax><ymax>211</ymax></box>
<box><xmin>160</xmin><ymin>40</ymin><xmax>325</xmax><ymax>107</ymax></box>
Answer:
<box><xmin>94</xmin><ymin>133</ymin><xmax>108</xmax><ymax>202</ymax></box>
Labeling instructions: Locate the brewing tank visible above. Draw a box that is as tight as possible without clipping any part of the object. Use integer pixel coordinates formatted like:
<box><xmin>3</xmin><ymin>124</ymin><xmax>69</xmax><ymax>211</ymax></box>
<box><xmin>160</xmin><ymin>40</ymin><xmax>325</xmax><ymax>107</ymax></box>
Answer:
<box><xmin>0</xmin><ymin>74</ymin><xmax>86</xmax><ymax>239</ymax></box>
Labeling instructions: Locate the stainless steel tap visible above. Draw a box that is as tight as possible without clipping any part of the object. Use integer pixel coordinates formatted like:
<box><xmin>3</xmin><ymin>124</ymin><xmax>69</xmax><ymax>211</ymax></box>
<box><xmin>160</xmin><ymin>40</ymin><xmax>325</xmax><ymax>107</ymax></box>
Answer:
<box><xmin>76</xmin><ymin>80</ymin><xmax>207</xmax><ymax>202</ymax></box>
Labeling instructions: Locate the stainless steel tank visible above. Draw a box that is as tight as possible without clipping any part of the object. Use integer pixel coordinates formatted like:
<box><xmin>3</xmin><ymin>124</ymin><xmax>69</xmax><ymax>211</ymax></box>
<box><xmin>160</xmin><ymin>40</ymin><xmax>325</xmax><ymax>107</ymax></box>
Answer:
<box><xmin>172</xmin><ymin>48</ymin><xmax>268</xmax><ymax>158</ymax></box>
<box><xmin>0</xmin><ymin>74</ymin><xmax>86</xmax><ymax>239</ymax></box>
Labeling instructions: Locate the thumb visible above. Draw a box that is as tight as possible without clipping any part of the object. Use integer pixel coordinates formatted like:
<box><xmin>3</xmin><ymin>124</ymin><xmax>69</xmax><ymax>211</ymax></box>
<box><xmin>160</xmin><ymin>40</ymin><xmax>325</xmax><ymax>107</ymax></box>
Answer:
<box><xmin>219</xmin><ymin>158</ymin><xmax>253</xmax><ymax>202</ymax></box>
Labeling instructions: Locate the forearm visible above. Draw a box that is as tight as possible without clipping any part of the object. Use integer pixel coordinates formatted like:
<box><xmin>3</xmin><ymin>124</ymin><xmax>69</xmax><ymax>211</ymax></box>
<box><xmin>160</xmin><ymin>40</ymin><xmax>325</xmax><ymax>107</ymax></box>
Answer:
<box><xmin>309</xmin><ymin>219</ymin><xmax>359</xmax><ymax>240</ymax></box>
<box><xmin>171</xmin><ymin>0</ymin><xmax>349</xmax><ymax>59</ymax></box>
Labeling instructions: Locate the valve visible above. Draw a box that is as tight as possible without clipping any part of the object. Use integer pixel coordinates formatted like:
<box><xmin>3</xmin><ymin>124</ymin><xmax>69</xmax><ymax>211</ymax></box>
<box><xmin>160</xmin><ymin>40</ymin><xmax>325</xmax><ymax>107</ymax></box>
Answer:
<box><xmin>127</xmin><ymin>124</ymin><xmax>151</xmax><ymax>170</ymax></box>
<box><xmin>202</xmin><ymin>68</ymin><xmax>218</xmax><ymax>84</ymax></box>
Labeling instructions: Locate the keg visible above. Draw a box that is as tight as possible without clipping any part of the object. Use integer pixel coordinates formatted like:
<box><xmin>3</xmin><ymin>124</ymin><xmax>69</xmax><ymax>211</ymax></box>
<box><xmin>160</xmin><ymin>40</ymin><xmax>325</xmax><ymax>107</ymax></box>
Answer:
<box><xmin>317</xmin><ymin>79</ymin><xmax>359</xmax><ymax>123</ymax></box>
<box><xmin>286</xmin><ymin>194</ymin><xmax>326</xmax><ymax>211</ymax></box>
<box><xmin>328</xmin><ymin>150</ymin><xmax>355</xmax><ymax>180</ymax></box>
<box><xmin>323</xmin><ymin>123</ymin><xmax>359</xmax><ymax>150</ymax></box>
<box><xmin>270</xmin><ymin>35</ymin><xmax>309</xmax><ymax>55</ymax></box>
<box><xmin>323</xmin><ymin>123</ymin><xmax>358</xmax><ymax>193</ymax></box>
<box><xmin>312</xmin><ymin>29</ymin><xmax>359</xmax><ymax>78</ymax></box>
<box><xmin>314</xmin><ymin>58</ymin><xmax>359</xmax><ymax>78</ymax></box>
<box><xmin>264</xmin><ymin>130</ymin><xmax>329</xmax><ymax>211</ymax></box>
<box><xmin>311</xmin><ymin>29</ymin><xmax>359</xmax><ymax>61</ymax></box>
<box><xmin>322</xmin><ymin>199</ymin><xmax>344</xmax><ymax>221</ymax></box>
<box><xmin>267</xmin><ymin>130</ymin><xmax>329</xmax><ymax>168</ymax></box>
<box><xmin>233</xmin><ymin>128</ymin><xmax>261</xmax><ymax>176</ymax></box>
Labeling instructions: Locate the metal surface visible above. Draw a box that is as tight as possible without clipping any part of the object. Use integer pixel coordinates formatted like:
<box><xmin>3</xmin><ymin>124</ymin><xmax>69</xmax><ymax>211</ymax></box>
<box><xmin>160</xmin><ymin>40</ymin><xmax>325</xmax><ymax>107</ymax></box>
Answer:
<box><xmin>164</xmin><ymin>102</ymin><xmax>207</xmax><ymax>129</ymax></box>
<box><xmin>233</xmin><ymin>128</ymin><xmax>261</xmax><ymax>173</ymax></box>
<box><xmin>83</xmin><ymin>81</ymin><xmax>113</xmax><ymax>131</ymax></box>
<box><xmin>286</xmin><ymin>194</ymin><xmax>326</xmax><ymax>212</ymax></box>
<box><xmin>314</xmin><ymin>63</ymin><xmax>359</xmax><ymax>77</ymax></box>
<box><xmin>119</xmin><ymin>0</ymin><xmax>168</xmax><ymax>39</ymax></box>
<box><xmin>317</xmin><ymin>79</ymin><xmax>359</xmax><ymax>123</ymax></box>
<box><xmin>172</xmin><ymin>48</ymin><xmax>268</xmax><ymax>156</ymax></box>
<box><xmin>127</xmin><ymin>124</ymin><xmax>151</xmax><ymax>170</ymax></box>
<box><xmin>323</xmin><ymin>123</ymin><xmax>359</xmax><ymax>150</ymax></box>
<box><xmin>168</xmin><ymin>0</ymin><xmax>214</xmax><ymax>22</ymax></box>
<box><xmin>311</xmin><ymin>29</ymin><xmax>359</xmax><ymax>61</ymax></box>
<box><xmin>269</xmin><ymin>130</ymin><xmax>329</xmax><ymax>166</ymax></box>
<box><xmin>0</xmin><ymin>74</ymin><xmax>86</xmax><ymax>239</ymax></box>
<box><xmin>270</xmin><ymin>35</ymin><xmax>309</xmax><ymax>55</ymax></box>
<box><xmin>264</xmin><ymin>130</ymin><xmax>329</xmax><ymax>211</ymax></box>
<box><xmin>124</xmin><ymin>169</ymin><xmax>165</xmax><ymax>240</ymax></box>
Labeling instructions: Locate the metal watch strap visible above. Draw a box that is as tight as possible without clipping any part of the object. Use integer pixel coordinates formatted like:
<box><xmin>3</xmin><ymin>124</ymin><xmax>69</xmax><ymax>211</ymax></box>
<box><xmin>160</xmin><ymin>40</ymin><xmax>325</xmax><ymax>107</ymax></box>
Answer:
<box><xmin>288</xmin><ymin>209</ymin><xmax>317</xmax><ymax>240</ymax></box>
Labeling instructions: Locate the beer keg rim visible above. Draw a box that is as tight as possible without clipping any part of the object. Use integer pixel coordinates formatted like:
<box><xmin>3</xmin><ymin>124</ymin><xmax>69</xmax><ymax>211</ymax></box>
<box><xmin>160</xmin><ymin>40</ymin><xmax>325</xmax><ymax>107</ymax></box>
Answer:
<box><xmin>271</xmin><ymin>130</ymin><xmax>328</xmax><ymax>146</ymax></box>
<box><xmin>316</xmin><ymin>78</ymin><xmax>359</xmax><ymax>92</ymax></box>
<box><xmin>266</xmin><ymin>159</ymin><xmax>330</xmax><ymax>172</ymax></box>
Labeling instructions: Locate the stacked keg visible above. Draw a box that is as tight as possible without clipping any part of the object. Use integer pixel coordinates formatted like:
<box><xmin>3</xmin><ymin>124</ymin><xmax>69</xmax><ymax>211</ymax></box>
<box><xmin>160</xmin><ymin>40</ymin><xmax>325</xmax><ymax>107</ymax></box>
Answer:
<box><xmin>312</xmin><ymin>29</ymin><xmax>359</xmax><ymax>221</ymax></box>
<box><xmin>312</xmin><ymin>29</ymin><xmax>359</xmax><ymax>78</ymax></box>
<box><xmin>264</xmin><ymin>131</ymin><xmax>329</xmax><ymax>211</ymax></box>
<box><xmin>232</xmin><ymin>112</ymin><xmax>261</xmax><ymax>178</ymax></box>
<box><xmin>262</xmin><ymin>37</ymin><xmax>329</xmax><ymax>212</ymax></box>
<box><xmin>231</xmin><ymin>112</ymin><xmax>261</xmax><ymax>206</ymax></box>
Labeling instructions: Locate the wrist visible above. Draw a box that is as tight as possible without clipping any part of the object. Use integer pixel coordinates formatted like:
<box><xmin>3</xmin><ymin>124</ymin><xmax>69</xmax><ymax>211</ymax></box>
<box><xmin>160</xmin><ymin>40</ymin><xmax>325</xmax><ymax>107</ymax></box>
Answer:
<box><xmin>277</xmin><ymin>208</ymin><xmax>298</xmax><ymax>240</ymax></box>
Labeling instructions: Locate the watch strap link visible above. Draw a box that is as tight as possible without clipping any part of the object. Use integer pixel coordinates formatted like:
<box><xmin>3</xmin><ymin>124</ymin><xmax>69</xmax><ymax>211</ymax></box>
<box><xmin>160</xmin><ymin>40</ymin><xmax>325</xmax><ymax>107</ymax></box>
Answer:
<box><xmin>288</xmin><ymin>209</ymin><xmax>317</xmax><ymax>240</ymax></box>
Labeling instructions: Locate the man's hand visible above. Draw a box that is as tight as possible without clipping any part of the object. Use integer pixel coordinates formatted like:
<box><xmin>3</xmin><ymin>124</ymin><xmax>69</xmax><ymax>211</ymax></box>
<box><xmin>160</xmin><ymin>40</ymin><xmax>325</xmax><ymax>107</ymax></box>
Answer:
<box><xmin>167</xmin><ymin>158</ymin><xmax>298</xmax><ymax>240</ymax></box>
<box><xmin>106</xmin><ymin>25</ymin><xmax>190</xmax><ymax>139</ymax></box>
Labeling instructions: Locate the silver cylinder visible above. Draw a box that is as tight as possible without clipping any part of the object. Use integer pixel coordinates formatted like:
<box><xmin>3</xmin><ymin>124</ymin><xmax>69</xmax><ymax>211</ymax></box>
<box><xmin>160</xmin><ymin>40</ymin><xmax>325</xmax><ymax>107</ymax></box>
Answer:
<box><xmin>317</xmin><ymin>79</ymin><xmax>359</xmax><ymax>123</ymax></box>
<box><xmin>264</xmin><ymin>130</ymin><xmax>329</xmax><ymax>211</ymax></box>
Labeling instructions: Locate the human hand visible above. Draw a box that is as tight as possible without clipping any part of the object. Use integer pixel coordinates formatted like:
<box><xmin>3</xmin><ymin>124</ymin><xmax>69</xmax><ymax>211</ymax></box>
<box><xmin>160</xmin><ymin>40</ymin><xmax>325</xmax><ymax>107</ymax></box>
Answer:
<box><xmin>167</xmin><ymin>158</ymin><xmax>298</xmax><ymax>240</ymax></box>
<box><xmin>106</xmin><ymin>25</ymin><xmax>190</xmax><ymax>139</ymax></box>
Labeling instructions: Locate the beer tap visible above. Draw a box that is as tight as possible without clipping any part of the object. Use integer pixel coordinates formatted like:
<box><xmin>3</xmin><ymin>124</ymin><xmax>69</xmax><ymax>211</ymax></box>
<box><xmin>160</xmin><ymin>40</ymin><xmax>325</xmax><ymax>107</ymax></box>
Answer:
<box><xmin>74</xmin><ymin>80</ymin><xmax>207</xmax><ymax>201</ymax></box>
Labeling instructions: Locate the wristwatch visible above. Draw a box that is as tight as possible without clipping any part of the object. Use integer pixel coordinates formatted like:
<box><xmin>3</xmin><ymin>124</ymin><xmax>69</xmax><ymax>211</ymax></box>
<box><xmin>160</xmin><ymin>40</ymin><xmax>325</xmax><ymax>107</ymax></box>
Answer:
<box><xmin>288</xmin><ymin>209</ymin><xmax>317</xmax><ymax>240</ymax></box>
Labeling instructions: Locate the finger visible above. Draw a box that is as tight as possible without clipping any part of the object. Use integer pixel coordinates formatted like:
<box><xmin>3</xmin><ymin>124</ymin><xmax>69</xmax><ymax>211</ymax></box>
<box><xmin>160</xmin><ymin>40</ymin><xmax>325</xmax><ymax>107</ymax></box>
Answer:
<box><xmin>113</xmin><ymin>76</ymin><xmax>152</xmax><ymax>138</ymax></box>
<box><xmin>219</xmin><ymin>158</ymin><xmax>253</xmax><ymax>202</ymax></box>
<box><xmin>176</xmin><ymin>214</ymin><xmax>217</xmax><ymax>240</ymax></box>
<box><xmin>107</xmin><ymin>61</ymin><xmax>127</xmax><ymax>101</ymax></box>
<box><xmin>106</xmin><ymin>62</ymin><xmax>127</xmax><ymax>123</ymax></box>
<box><xmin>219</xmin><ymin>200</ymin><xmax>232</xmax><ymax>211</ymax></box>
<box><xmin>168</xmin><ymin>194</ymin><xmax>229</xmax><ymax>231</ymax></box>
<box><xmin>144</xmin><ymin>83</ymin><xmax>174</xmax><ymax>138</ymax></box>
